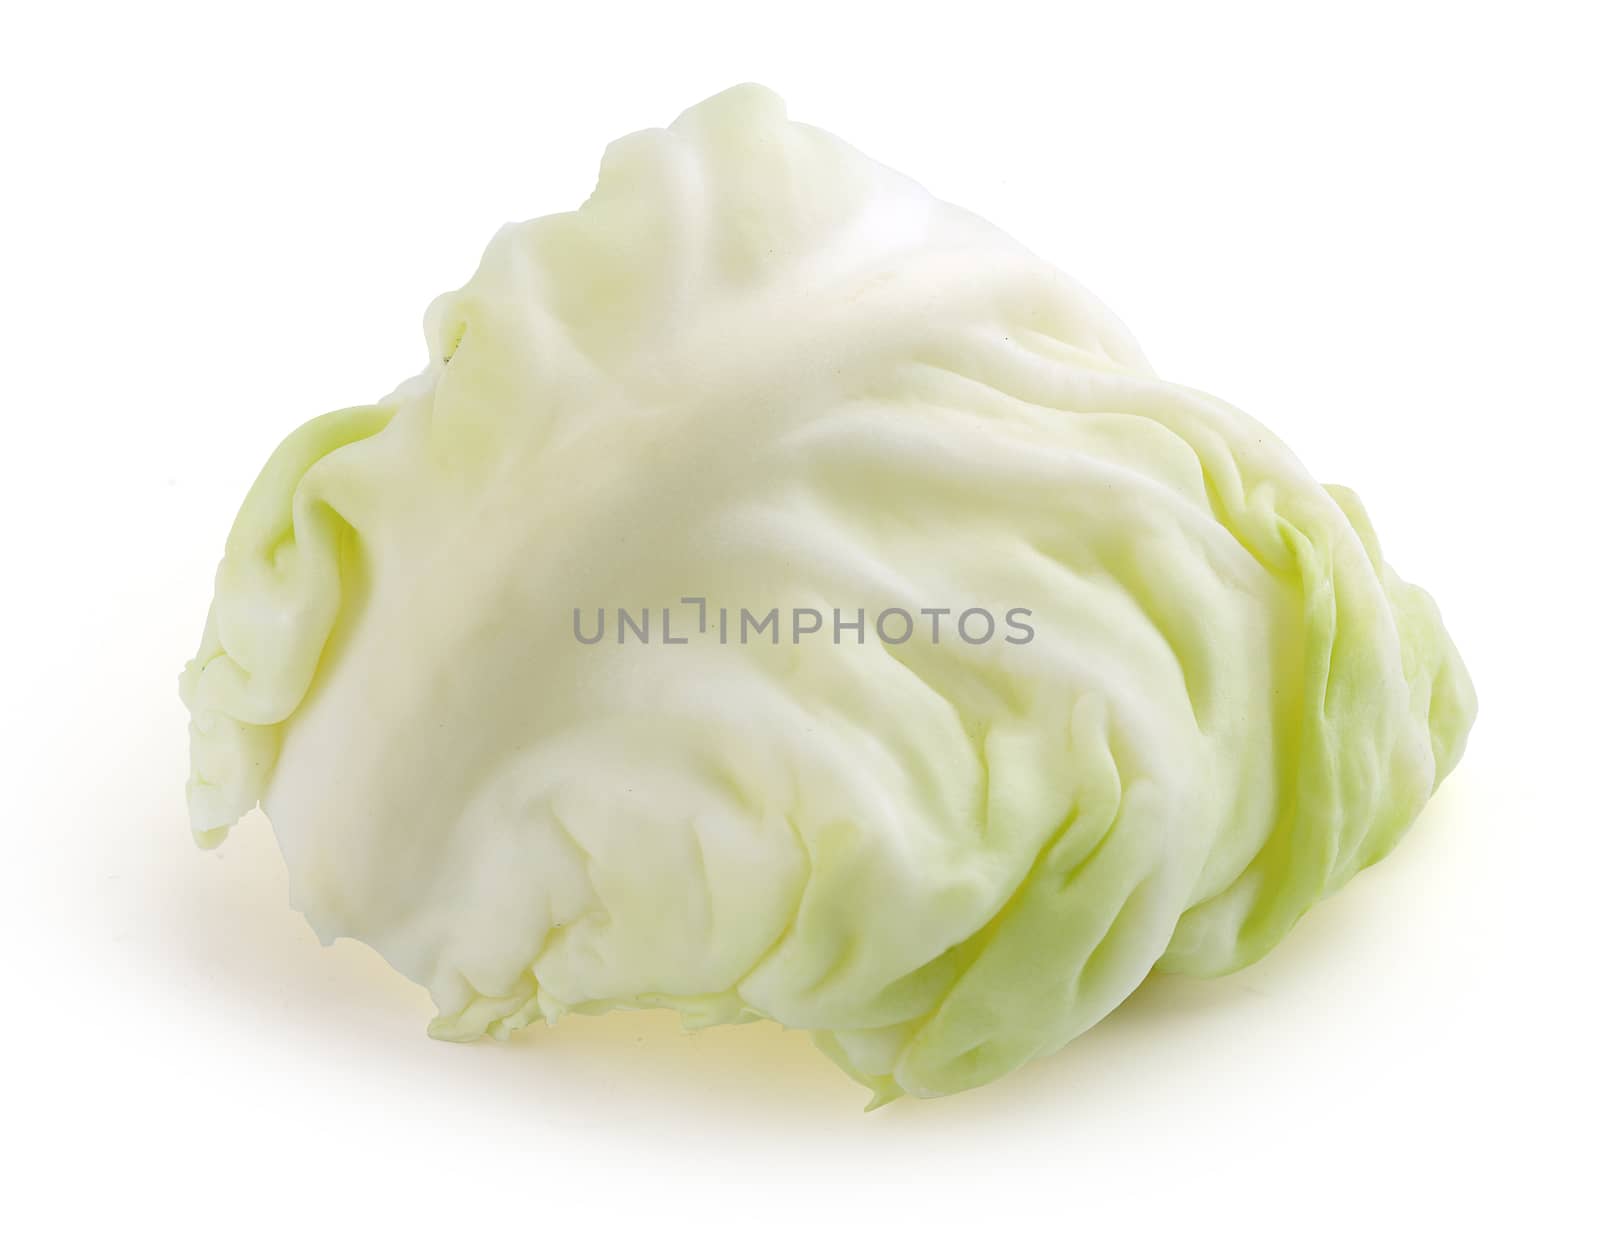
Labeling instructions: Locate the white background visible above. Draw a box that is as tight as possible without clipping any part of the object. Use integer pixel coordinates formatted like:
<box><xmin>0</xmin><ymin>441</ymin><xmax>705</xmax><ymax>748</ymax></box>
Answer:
<box><xmin>5</xmin><ymin>2</ymin><xmax>1595</xmax><ymax>1236</ymax></box>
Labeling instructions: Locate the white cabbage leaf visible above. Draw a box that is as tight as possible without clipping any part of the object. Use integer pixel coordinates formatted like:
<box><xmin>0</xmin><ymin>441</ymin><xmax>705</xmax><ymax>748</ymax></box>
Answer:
<box><xmin>181</xmin><ymin>85</ymin><xmax>1474</xmax><ymax>1103</ymax></box>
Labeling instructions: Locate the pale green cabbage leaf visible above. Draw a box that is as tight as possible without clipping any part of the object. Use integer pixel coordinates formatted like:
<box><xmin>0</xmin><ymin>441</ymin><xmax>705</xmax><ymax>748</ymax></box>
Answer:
<box><xmin>181</xmin><ymin>85</ymin><xmax>1474</xmax><ymax>1103</ymax></box>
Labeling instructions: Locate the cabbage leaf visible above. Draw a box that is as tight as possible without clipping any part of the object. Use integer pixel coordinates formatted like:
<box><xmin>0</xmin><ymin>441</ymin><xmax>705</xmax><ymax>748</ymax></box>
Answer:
<box><xmin>182</xmin><ymin>85</ymin><xmax>1474</xmax><ymax>1103</ymax></box>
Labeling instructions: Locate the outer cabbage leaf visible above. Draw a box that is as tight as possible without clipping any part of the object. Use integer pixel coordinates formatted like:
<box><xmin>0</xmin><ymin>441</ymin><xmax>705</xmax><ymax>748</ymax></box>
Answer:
<box><xmin>181</xmin><ymin>85</ymin><xmax>1474</xmax><ymax>1102</ymax></box>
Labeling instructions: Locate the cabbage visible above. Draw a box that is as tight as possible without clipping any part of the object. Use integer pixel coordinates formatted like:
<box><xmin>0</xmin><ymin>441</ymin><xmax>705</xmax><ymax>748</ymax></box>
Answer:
<box><xmin>181</xmin><ymin>84</ymin><xmax>1474</xmax><ymax>1103</ymax></box>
